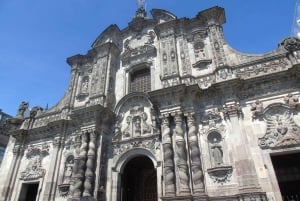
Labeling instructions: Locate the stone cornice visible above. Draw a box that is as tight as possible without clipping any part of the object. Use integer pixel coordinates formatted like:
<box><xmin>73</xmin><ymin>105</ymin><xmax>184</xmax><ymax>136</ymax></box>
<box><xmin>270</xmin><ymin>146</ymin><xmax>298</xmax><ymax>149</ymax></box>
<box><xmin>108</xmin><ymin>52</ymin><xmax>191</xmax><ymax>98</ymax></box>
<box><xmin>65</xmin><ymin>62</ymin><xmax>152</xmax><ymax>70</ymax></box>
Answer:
<box><xmin>70</xmin><ymin>104</ymin><xmax>115</xmax><ymax>126</ymax></box>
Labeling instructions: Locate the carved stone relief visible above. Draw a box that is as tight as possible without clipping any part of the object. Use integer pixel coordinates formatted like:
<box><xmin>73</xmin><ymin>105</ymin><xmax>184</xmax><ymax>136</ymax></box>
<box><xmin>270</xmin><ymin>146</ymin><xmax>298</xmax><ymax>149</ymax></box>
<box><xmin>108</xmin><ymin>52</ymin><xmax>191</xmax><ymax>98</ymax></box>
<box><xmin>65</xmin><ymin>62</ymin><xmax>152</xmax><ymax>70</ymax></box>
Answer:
<box><xmin>160</xmin><ymin>36</ymin><xmax>179</xmax><ymax>78</ymax></box>
<box><xmin>178</xmin><ymin>37</ymin><xmax>191</xmax><ymax>76</ymax></box>
<box><xmin>20</xmin><ymin>144</ymin><xmax>49</xmax><ymax>180</ymax></box>
<box><xmin>113</xmin><ymin>136</ymin><xmax>160</xmax><ymax>156</ymax></box>
<box><xmin>121</xmin><ymin>30</ymin><xmax>157</xmax><ymax>65</ymax></box>
<box><xmin>258</xmin><ymin>105</ymin><xmax>300</xmax><ymax>149</ymax></box>
<box><xmin>117</xmin><ymin>106</ymin><xmax>152</xmax><ymax>140</ymax></box>
<box><xmin>113</xmin><ymin>95</ymin><xmax>155</xmax><ymax>142</ymax></box>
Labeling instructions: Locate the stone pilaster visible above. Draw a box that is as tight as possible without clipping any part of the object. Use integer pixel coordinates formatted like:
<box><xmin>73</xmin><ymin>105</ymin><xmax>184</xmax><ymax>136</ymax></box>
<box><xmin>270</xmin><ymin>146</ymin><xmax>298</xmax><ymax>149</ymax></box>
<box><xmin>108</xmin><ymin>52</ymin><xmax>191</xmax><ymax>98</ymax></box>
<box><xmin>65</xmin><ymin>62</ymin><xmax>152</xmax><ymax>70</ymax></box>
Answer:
<box><xmin>161</xmin><ymin>114</ymin><xmax>176</xmax><ymax>196</ymax></box>
<box><xmin>1</xmin><ymin>144</ymin><xmax>24</xmax><ymax>201</ymax></box>
<box><xmin>173</xmin><ymin>112</ymin><xmax>190</xmax><ymax>194</ymax></box>
<box><xmin>186</xmin><ymin>112</ymin><xmax>204</xmax><ymax>194</ymax></box>
<box><xmin>83</xmin><ymin>130</ymin><xmax>97</xmax><ymax>196</ymax></box>
<box><xmin>43</xmin><ymin>136</ymin><xmax>64</xmax><ymax>201</ymax></box>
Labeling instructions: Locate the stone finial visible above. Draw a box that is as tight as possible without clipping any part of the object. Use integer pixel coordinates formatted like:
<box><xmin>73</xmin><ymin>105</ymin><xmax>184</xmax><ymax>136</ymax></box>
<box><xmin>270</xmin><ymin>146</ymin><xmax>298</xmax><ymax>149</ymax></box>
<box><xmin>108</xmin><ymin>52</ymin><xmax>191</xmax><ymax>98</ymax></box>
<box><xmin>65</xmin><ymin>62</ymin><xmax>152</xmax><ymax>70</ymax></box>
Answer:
<box><xmin>279</xmin><ymin>37</ymin><xmax>300</xmax><ymax>52</ymax></box>
<box><xmin>30</xmin><ymin>106</ymin><xmax>43</xmax><ymax>119</ymax></box>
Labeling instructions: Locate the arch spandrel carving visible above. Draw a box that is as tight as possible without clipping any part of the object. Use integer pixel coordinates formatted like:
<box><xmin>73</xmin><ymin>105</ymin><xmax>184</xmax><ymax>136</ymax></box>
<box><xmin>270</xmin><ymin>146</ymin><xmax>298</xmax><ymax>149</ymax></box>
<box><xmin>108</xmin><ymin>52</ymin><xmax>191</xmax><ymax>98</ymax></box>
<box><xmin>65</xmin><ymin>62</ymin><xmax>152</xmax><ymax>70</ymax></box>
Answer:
<box><xmin>258</xmin><ymin>103</ymin><xmax>300</xmax><ymax>149</ymax></box>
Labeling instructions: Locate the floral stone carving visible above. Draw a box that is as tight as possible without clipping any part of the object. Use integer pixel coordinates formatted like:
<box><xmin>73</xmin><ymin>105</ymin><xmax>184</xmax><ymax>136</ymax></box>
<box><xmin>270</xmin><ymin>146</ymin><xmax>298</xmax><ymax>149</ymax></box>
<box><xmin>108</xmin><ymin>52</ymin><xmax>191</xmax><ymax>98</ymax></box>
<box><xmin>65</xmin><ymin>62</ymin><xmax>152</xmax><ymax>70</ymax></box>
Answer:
<box><xmin>259</xmin><ymin>105</ymin><xmax>300</xmax><ymax>149</ymax></box>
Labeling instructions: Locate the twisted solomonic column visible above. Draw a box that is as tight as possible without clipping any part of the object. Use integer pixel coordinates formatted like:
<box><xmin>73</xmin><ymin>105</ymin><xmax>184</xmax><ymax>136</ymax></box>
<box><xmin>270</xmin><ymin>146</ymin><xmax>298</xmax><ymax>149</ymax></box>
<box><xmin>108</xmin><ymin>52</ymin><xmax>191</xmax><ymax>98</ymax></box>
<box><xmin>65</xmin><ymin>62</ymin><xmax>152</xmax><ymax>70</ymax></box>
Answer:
<box><xmin>71</xmin><ymin>131</ymin><xmax>88</xmax><ymax>199</ymax></box>
<box><xmin>186</xmin><ymin>113</ymin><xmax>204</xmax><ymax>194</ymax></box>
<box><xmin>161</xmin><ymin>114</ymin><xmax>176</xmax><ymax>196</ymax></box>
<box><xmin>83</xmin><ymin>130</ymin><xmax>97</xmax><ymax>196</ymax></box>
<box><xmin>173</xmin><ymin>112</ymin><xmax>190</xmax><ymax>194</ymax></box>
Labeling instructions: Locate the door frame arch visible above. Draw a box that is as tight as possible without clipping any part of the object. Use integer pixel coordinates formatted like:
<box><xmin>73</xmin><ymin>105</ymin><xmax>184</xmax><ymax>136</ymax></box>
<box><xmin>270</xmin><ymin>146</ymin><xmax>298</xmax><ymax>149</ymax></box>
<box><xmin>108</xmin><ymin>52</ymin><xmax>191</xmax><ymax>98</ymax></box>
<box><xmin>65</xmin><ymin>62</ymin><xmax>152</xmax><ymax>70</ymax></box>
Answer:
<box><xmin>109</xmin><ymin>148</ymin><xmax>161</xmax><ymax>201</ymax></box>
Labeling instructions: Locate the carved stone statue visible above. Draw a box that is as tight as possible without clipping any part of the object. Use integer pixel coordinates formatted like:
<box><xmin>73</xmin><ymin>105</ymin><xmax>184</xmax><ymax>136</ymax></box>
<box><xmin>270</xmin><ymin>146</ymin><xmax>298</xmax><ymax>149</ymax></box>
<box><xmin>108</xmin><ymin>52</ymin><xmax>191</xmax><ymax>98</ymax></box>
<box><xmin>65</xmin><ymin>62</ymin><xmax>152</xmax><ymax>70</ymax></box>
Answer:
<box><xmin>63</xmin><ymin>156</ymin><xmax>74</xmax><ymax>184</ymax></box>
<box><xmin>81</xmin><ymin>78</ymin><xmax>89</xmax><ymax>93</ymax></box>
<box><xmin>133</xmin><ymin>116</ymin><xmax>141</xmax><ymax>136</ymax></box>
<box><xmin>30</xmin><ymin>106</ymin><xmax>43</xmax><ymax>119</ymax></box>
<box><xmin>141</xmin><ymin>112</ymin><xmax>151</xmax><ymax>134</ymax></box>
<box><xmin>123</xmin><ymin>116</ymin><xmax>131</xmax><ymax>138</ymax></box>
<box><xmin>211</xmin><ymin>144</ymin><xmax>223</xmax><ymax>166</ymax></box>
<box><xmin>16</xmin><ymin>101</ymin><xmax>29</xmax><ymax>119</ymax></box>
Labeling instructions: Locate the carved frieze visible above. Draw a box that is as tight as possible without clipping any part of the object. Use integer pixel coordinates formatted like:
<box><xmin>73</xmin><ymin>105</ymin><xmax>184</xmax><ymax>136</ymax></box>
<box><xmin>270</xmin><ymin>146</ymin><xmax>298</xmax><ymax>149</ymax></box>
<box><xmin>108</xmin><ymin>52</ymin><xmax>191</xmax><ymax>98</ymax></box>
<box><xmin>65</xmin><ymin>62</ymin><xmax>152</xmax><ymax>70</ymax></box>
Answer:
<box><xmin>235</xmin><ymin>57</ymin><xmax>290</xmax><ymax>79</ymax></box>
<box><xmin>258</xmin><ymin>104</ymin><xmax>300</xmax><ymax>149</ymax></box>
<box><xmin>113</xmin><ymin>136</ymin><xmax>160</xmax><ymax>156</ymax></box>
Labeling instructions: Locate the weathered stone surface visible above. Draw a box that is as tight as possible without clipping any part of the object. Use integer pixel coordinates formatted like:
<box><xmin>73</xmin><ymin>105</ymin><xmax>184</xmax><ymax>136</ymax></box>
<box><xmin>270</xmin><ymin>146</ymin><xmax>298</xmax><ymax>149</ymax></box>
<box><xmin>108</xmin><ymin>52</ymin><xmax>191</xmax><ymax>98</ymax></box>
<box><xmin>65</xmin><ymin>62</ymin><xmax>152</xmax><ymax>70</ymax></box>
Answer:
<box><xmin>0</xmin><ymin>5</ymin><xmax>299</xmax><ymax>201</ymax></box>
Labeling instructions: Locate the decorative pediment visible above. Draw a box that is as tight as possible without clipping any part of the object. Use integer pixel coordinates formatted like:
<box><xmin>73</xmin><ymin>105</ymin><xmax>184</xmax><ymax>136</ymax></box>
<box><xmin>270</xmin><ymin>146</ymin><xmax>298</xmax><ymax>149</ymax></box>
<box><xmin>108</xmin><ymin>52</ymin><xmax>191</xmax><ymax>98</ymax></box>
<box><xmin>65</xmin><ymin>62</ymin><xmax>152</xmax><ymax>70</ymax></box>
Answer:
<box><xmin>151</xmin><ymin>9</ymin><xmax>177</xmax><ymax>24</ymax></box>
<box><xmin>92</xmin><ymin>24</ymin><xmax>120</xmax><ymax>48</ymax></box>
<box><xmin>258</xmin><ymin>103</ymin><xmax>300</xmax><ymax>149</ymax></box>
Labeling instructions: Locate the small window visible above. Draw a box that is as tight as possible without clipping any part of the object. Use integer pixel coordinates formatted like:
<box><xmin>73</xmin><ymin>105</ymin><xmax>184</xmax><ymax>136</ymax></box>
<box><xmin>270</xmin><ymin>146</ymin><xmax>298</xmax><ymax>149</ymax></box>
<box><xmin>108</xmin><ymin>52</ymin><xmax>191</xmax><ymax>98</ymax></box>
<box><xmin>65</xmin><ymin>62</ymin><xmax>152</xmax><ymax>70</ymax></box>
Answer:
<box><xmin>130</xmin><ymin>68</ymin><xmax>151</xmax><ymax>93</ymax></box>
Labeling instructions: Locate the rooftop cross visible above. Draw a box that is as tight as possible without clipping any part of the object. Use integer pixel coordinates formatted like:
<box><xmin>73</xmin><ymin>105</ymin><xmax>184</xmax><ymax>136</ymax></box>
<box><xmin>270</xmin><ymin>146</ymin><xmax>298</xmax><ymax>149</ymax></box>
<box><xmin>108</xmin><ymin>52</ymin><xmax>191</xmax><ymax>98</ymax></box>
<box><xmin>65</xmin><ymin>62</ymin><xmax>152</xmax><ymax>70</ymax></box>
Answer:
<box><xmin>137</xmin><ymin>0</ymin><xmax>145</xmax><ymax>8</ymax></box>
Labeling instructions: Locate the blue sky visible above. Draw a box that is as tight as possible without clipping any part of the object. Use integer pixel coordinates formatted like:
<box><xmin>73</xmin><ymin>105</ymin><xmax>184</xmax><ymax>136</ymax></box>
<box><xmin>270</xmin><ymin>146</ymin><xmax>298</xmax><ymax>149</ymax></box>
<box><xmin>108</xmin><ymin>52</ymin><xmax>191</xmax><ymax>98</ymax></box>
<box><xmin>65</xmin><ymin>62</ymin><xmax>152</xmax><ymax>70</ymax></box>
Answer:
<box><xmin>0</xmin><ymin>0</ymin><xmax>297</xmax><ymax>116</ymax></box>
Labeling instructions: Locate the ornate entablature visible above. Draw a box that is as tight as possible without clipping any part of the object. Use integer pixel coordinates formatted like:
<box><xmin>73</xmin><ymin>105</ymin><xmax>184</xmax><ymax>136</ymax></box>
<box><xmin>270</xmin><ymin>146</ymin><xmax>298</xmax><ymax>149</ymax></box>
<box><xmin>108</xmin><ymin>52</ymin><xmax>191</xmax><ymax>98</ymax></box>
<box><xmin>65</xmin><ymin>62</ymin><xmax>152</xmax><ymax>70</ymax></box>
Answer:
<box><xmin>234</xmin><ymin>56</ymin><xmax>291</xmax><ymax>80</ymax></box>
<box><xmin>113</xmin><ymin>93</ymin><xmax>157</xmax><ymax>142</ymax></box>
<box><xmin>258</xmin><ymin>96</ymin><xmax>300</xmax><ymax>149</ymax></box>
<box><xmin>20</xmin><ymin>143</ymin><xmax>50</xmax><ymax>181</ymax></box>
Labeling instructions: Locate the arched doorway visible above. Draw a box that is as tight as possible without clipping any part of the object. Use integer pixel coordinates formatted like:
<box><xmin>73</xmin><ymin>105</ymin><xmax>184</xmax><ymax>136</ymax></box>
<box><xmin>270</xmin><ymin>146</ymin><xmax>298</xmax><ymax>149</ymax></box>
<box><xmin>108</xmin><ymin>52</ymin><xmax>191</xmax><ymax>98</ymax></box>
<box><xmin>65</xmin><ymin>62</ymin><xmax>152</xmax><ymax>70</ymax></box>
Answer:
<box><xmin>121</xmin><ymin>156</ymin><xmax>157</xmax><ymax>201</ymax></box>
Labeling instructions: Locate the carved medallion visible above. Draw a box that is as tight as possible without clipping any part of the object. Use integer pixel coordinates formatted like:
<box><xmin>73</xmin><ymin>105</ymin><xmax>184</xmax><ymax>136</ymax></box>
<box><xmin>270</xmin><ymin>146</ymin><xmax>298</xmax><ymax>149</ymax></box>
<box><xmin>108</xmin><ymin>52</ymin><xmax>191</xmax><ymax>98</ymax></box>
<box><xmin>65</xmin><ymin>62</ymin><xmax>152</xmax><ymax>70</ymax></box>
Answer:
<box><xmin>258</xmin><ymin>105</ymin><xmax>300</xmax><ymax>149</ymax></box>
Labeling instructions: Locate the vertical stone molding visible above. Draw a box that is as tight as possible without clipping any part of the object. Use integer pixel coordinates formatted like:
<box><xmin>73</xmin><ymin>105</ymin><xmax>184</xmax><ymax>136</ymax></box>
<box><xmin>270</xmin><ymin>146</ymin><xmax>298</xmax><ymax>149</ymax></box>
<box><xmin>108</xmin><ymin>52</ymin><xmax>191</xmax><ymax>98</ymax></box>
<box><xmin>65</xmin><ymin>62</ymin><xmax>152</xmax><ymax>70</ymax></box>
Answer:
<box><xmin>83</xmin><ymin>130</ymin><xmax>97</xmax><ymax>196</ymax></box>
<box><xmin>161</xmin><ymin>114</ymin><xmax>176</xmax><ymax>196</ymax></box>
<box><xmin>173</xmin><ymin>112</ymin><xmax>190</xmax><ymax>194</ymax></box>
<box><xmin>186</xmin><ymin>113</ymin><xmax>204</xmax><ymax>194</ymax></box>
<box><xmin>69</xmin><ymin>135</ymin><xmax>81</xmax><ymax>199</ymax></box>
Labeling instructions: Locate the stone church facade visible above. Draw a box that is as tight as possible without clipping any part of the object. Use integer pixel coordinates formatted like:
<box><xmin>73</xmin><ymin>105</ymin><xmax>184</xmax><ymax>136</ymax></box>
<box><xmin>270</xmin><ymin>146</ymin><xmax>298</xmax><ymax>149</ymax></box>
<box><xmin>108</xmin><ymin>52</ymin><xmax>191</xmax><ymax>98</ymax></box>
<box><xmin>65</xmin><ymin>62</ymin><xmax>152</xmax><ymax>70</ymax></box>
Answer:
<box><xmin>1</xmin><ymin>5</ymin><xmax>300</xmax><ymax>201</ymax></box>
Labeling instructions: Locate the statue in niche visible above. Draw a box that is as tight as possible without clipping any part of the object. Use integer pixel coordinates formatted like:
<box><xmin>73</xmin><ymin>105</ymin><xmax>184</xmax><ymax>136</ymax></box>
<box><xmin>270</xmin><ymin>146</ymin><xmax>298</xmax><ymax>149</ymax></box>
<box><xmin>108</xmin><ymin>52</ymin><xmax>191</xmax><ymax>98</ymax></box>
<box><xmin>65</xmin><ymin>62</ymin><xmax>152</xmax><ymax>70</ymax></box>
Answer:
<box><xmin>16</xmin><ymin>101</ymin><xmax>29</xmax><ymax>119</ymax></box>
<box><xmin>133</xmin><ymin>116</ymin><xmax>141</xmax><ymax>136</ymax></box>
<box><xmin>211</xmin><ymin>144</ymin><xmax>223</xmax><ymax>166</ymax></box>
<box><xmin>63</xmin><ymin>156</ymin><xmax>74</xmax><ymax>184</ymax></box>
<box><xmin>141</xmin><ymin>112</ymin><xmax>151</xmax><ymax>134</ymax></box>
<box><xmin>208</xmin><ymin>132</ymin><xmax>224</xmax><ymax>167</ymax></box>
<box><xmin>81</xmin><ymin>78</ymin><xmax>89</xmax><ymax>94</ymax></box>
